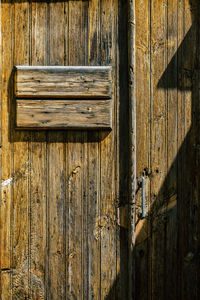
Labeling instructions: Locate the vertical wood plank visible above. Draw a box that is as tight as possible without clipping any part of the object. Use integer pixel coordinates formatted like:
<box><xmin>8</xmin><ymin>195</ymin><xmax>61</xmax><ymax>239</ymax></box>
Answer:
<box><xmin>150</xmin><ymin>0</ymin><xmax>167</xmax><ymax>299</ymax></box>
<box><xmin>177</xmin><ymin>1</ymin><xmax>184</xmax><ymax>298</ymax></box>
<box><xmin>12</xmin><ymin>1</ymin><xmax>30</xmax><ymax>298</ymax></box>
<box><xmin>30</xmin><ymin>2</ymin><xmax>47</xmax><ymax>299</ymax></box>
<box><xmin>183</xmin><ymin>0</ymin><xmax>195</xmax><ymax>296</ymax></box>
<box><xmin>195</xmin><ymin>2</ymin><xmax>200</xmax><ymax>296</ymax></box>
<box><xmin>81</xmin><ymin>5</ymin><xmax>88</xmax><ymax>296</ymax></box>
<box><xmin>178</xmin><ymin>0</ymin><xmax>197</xmax><ymax>299</ymax></box>
<box><xmin>67</xmin><ymin>1</ymin><xmax>88</xmax><ymax>298</ymax></box>
<box><xmin>0</xmin><ymin>2</ymin><xmax>12</xmax><ymax>298</ymax></box>
<box><xmin>47</xmin><ymin>1</ymin><xmax>66</xmax><ymax>299</ymax></box>
<box><xmin>164</xmin><ymin>0</ymin><xmax>178</xmax><ymax>298</ymax></box>
<box><xmin>117</xmin><ymin>0</ymin><xmax>129</xmax><ymax>298</ymax></box>
<box><xmin>87</xmin><ymin>0</ymin><xmax>101</xmax><ymax>298</ymax></box>
<box><xmin>100</xmin><ymin>0</ymin><xmax>117</xmax><ymax>298</ymax></box>
<box><xmin>135</xmin><ymin>0</ymin><xmax>151</xmax><ymax>298</ymax></box>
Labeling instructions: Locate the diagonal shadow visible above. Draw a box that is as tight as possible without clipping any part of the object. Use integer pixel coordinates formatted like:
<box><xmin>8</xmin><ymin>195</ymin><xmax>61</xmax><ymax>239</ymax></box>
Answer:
<box><xmin>106</xmin><ymin>0</ymin><xmax>200</xmax><ymax>299</ymax></box>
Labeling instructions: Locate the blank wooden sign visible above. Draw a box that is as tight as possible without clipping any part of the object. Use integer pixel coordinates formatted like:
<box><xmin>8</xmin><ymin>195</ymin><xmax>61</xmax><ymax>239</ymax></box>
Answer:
<box><xmin>14</xmin><ymin>66</ymin><xmax>112</xmax><ymax>129</ymax></box>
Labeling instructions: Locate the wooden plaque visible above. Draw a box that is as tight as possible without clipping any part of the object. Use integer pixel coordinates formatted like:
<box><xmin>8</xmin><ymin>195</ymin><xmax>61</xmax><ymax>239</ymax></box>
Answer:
<box><xmin>15</xmin><ymin>66</ymin><xmax>112</xmax><ymax>129</ymax></box>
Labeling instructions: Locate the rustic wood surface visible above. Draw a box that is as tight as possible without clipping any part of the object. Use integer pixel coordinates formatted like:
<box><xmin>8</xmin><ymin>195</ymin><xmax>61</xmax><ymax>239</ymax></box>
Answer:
<box><xmin>2</xmin><ymin>0</ymin><xmax>199</xmax><ymax>299</ymax></box>
<box><xmin>0</xmin><ymin>0</ymin><xmax>129</xmax><ymax>299</ymax></box>
<box><xmin>12</xmin><ymin>2</ymin><xmax>30</xmax><ymax>299</ymax></box>
<box><xmin>15</xmin><ymin>65</ymin><xmax>112</xmax><ymax>130</ymax></box>
<box><xmin>30</xmin><ymin>1</ymin><xmax>47</xmax><ymax>298</ymax></box>
<box><xmin>135</xmin><ymin>0</ymin><xmax>200</xmax><ymax>300</ymax></box>
<box><xmin>128</xmin><ymin>0</ymin><xmax>136</xmax><ymax>299</ymax></box>
<box><xmin>87</xmin><ymin>0</ymin><xmax>101</xmax><ymax>298</ymax></box>
<box><xmin>15</xmin><ymin>66</ymin><xmax>112</xmax><ymax>99</ymax></box>
<box><xmin>16</xmin><ymin>99</ymin><xmax>112</xmax><ymax>129</ymax></box>
<box><xmin>0</xmin><ymin>1</ymin><xmax>12</xmax><ymax>298</ymax></box>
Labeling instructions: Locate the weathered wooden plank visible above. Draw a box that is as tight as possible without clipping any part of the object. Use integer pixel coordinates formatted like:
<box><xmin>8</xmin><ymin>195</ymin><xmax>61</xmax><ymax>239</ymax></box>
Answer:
<box><xmin>193</xmin><ymin>2</ymin><xmax>200</xmax><ymax>298</ymax></box>
<box><xmin>30</xmin><ymin>1</ymin><xmax>47</xmax><ymax>299</ymax></box>
<box><xmin>150</xmin><ymin>0</ymin><xmax>167</xmax><ymax>299</ymax></box>
<box><xmin>47</xmin><ymin>1</ymin><xmax>66</xmax><ymax>299</ymax></box>
<box><xmin>178</xmin><ymin>1</ymin><xmax>198</xmax><ymax>299</ymax></box>
<box><xmin>116</xmin><ymin>1</ymin><xmax>129</xmax><ymax>299</ymax></box>
<box><xmin>87</xmin><ymin>0</ymin><xmax>101</xmax><ymax>298</ymax></box>
<box><xmin>100</xmin><ymin>0</ymin><xmax>117</xmax><ymax>298</ymax></box>
<box><xmin>15</xmin><ymin>66</ymin><xmax>112</xmax><ymax>99</ymax></box>
<box><xmin>47</xmin><ymin>139</ymin><xmax>65</xmax><ymax>299</ymax></box>
<box><xmin>135</xmin><ymin>0</ymin><xmax>150</xmax><ymax>298</ymax></box>
<box><xmin>0</xmin><ymin>1</ymin><xmax>12</xmax><ymax>299</ymax></box>
<box><xmin>164</xmin><ymin>0</ymin><xmax>178</xmax><ymax>298</ymax></box>
<box><xmin>12</xmin><ymin>2</ymin><xmax>30</xmax><ymax>298</ymax></box>
<box><xmin>16</xmin><ymin>99</ymin><xmax>112</xmax><ymax>129</ymax></box>
<box><xmin>63</xmin><ymin>2</ymin><xmax>69</xmax><ymax>299</ymax></box>
<box><xmin>128</xmin><ymin>0</ymin><xmax>137</xmax><ymax>296</ymax></box>
<box><xmin>67</xmin><ymin>1</ymin><xmax>87</xmax><ymax>298</ymax></box>
<box><xmin>177</xmin><ymin>1</ymin><xmax>185</xmax><ymax>298</ymax></box>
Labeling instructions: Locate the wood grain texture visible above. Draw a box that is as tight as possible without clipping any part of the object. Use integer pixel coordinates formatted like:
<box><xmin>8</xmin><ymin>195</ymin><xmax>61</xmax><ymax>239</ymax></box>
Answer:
<box><xmin>12</xmin><ymin>2</ymin><xmax>30</xmax><ymax>299</ymax></box>
<box><xmin>15</xmin><ymin>66</ymin><xmax>112</xmax><ymax>99</ymax></box>
<box><xmin>135</xmin><ymin>0</ymin><xmax>150</xmax><ymax>299</ymax></box>
<box><xmin>177</xmin><ymin>1</ymin><xmax>186</xmax><ymax>299</ymax></box>
<box><xmin>177</xmin><ymin>1</ymin><xmax>199</xmax><ymax>299</ymax></box>
<box><xmin>128</xmin><ymin>0</ymin><xmax>136</xmax><ymax>299</ymax></box>
<box><xmin>116</xmin><ymin>1</ymin><xmax>129</xmax><ymax>299</ymax></box>
<box><xmin>135</xmin><ymin>1</ymin><xmax>200</xmax><ymax>300</ymax></box>
<box><xmin>165</xmin><ymin>0</ymin><xmax>178</xmax><ymax>298</ymax></box>
<box><xmin>30</xmin><ymin>1</ymin><xmax>47</xmax><ymax>299</ymax></box>
<box><xmin>0</xmin><ymin>1</ymin><xmax>12</xmax><ymax>299</ymax></box>
<box><xmin>47</xmin><ymin>1</ymin><xmax>66</xmax><ymax>299</ymax></box>
<box><xmin>67</xmin><ymin>1</ymin><xmax>86</xmax><ymax>298</ymax></box>
<box><xmin>100</xmin><ymin>0</ymin><xmax>117</xmax><ymax>298</ymax></box>
<box><xmin>0</xmin><ymin>0</ymin><xmax>129</xmax><ymax>299</ymax></box>
<box><xmin>150</xmin><ymin>1</ymin><xmax>167</xmax><ymax>299</ymax></box>
<box><xmin>87</xmin><ymin>0</ymin><xmax>101</xmax><ymax>298</ymax></box>
<box><xmin>15</xmin><ymin>65</ymin><xmax>112</xmax><ymax>130</ymax></box>
<box><xmin>16</xmin><ymin>99</ymin><xmax>112</xmax><ymax>129</ymax></box>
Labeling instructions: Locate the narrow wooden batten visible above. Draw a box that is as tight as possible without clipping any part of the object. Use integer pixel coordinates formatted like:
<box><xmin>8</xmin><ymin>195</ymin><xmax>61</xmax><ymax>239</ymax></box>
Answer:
<box><xmin>128</xmin><ymin>0</ymin><xmax>136</xmax><ymax>299</ymax></box>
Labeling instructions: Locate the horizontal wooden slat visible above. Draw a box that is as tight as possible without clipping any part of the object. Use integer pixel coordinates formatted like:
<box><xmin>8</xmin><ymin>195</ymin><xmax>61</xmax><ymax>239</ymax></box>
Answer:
<box><xmin>16</xmin><ymin>99</ymin><xmax>112</xmax><ymax>129</ymax></box>
<box><xmin>15</xmin><ymin>66</ymin><xmax>112</xmax><ymax>99</ymax></box>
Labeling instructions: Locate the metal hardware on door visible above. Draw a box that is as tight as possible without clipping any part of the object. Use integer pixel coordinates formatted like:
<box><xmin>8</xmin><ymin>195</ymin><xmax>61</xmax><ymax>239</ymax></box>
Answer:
<box><xmin>138</xmin><ymin>176</ymin><xmax>146</xmax><ymax>218</ymax></box>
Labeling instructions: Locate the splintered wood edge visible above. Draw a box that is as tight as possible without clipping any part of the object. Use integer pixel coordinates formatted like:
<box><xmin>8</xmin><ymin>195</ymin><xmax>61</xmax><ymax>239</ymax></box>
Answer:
<box><xmin>15</xmin><ymin>65</ymin><xmax>112</xmax><ymax>71</ymax></box>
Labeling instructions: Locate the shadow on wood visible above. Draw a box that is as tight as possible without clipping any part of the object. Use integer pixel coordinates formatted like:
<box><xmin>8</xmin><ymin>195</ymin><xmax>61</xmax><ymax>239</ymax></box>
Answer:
<box><xmin>107</xmin><ymin>0</ymin><xmax>200</xmax><ymax>299</ymax></box>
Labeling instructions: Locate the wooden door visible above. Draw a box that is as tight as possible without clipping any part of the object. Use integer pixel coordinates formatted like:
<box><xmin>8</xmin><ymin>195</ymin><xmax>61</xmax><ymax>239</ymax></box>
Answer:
<box><xmin>0</xmin><ymin>0</ymin><xmax>130</xmax><ymax>299</ymax></box>
<box><xmin>135</xmin><ymin>0</ymin><xmax>200</xmax><ymax>299</ymax></box>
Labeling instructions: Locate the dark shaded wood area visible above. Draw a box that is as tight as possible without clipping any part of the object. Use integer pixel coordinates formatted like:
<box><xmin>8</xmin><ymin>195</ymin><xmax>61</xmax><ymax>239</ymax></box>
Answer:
<box><xmin>135</xmin><ymin>0</ymin><xmax>200</xmax><ymax>299</ymax></box>
<box><xmin>0</xmin><ymin>0</ymin><xmax>129</xmax><ymax>299</ymax></box>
